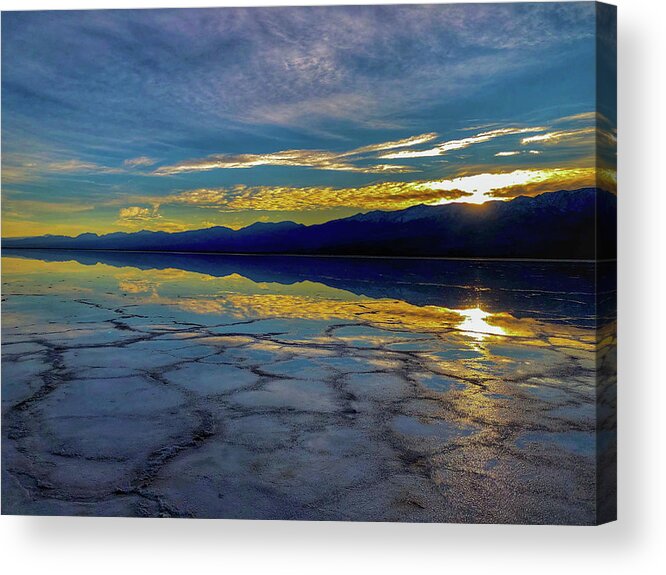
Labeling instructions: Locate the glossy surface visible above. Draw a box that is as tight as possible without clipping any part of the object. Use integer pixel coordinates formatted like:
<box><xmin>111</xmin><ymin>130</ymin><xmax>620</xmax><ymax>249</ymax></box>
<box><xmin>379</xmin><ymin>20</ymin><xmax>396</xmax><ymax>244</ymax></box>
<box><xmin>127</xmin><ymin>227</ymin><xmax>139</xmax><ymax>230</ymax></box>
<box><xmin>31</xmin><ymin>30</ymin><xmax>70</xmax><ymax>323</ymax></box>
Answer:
<box><xmin>1</xmin><ymin>251</ymin><xmax>613</xmax><ymax>523</ymax></box>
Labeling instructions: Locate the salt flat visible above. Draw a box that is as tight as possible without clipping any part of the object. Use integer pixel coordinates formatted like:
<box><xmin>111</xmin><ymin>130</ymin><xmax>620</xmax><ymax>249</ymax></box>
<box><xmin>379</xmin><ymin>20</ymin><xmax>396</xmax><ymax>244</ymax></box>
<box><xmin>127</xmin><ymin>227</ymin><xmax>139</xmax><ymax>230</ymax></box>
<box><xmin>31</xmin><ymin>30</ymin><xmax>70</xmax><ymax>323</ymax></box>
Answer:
<box><xmin>1</xmin><ymin>251</ymin><xmax>615</xmax><ymax>523</ymax></box>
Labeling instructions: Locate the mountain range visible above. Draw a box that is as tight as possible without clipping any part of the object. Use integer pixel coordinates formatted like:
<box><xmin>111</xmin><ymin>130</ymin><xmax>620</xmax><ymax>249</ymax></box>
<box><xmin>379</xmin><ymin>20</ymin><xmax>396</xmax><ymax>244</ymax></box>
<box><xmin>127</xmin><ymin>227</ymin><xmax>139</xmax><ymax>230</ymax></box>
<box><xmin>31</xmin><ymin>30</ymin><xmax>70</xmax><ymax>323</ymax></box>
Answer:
<box><xmin>2</xmin><ymin>188</ymin><xmax>617</xmax><ymax>259</ymax></box>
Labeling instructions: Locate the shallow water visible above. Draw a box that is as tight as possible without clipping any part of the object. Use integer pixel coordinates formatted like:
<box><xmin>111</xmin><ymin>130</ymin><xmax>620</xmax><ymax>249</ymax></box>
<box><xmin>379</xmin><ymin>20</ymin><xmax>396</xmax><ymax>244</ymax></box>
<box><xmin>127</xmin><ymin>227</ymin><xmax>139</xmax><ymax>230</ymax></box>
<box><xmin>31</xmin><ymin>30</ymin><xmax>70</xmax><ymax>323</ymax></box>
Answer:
<box><xmin>1</xmin><ymin>250</ymin><xmax>615</xmax><ymax>523</ymax></box>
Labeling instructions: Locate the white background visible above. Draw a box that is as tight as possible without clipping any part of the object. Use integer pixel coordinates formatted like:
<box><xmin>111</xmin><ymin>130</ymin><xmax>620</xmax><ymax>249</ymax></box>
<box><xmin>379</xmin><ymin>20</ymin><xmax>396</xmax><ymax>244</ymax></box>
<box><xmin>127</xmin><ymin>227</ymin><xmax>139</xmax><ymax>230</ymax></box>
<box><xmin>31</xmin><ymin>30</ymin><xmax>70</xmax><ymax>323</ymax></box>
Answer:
<box><xmin>0</xmin><ymin>0</ymin><xmax>663</xmax><ymax>573</ymax></box>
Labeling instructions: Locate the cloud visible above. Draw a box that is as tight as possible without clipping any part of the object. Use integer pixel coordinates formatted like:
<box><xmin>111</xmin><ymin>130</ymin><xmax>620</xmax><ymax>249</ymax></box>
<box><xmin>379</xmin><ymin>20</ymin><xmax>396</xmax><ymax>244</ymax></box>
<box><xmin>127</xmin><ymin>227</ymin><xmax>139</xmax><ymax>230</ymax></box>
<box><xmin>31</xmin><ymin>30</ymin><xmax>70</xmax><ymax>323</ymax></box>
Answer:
<box><xmin>597</xmin><ymin>128</ymin><xmax>618</xmax><ymax>148</ymax></box>
<box><xmin>2</xmin><ymin>1</ymin><xmax>599</xmax><ymax>200</ymax></box>
<box><xmin>152</xmin><ymin>133</ymin><xmax>437</xmax><ymax>175</ymax></box>
<box><xmin>153</xmin><ymin>150</ymin><xmax>415</xmax><ymax>175</ymax></box>
<box><xmin>153</xmin><ymin>125</ymin><xmax>556</xmax><ymax>176</ymax></box>
<box><xmin>116</xmin><ymin>204</ymin><xmax>196</xmax><ymax>232</ymax></box>
<box><xmin>159</xmin><ymin>181</ymin><xmax>473</xmax><ymax>212</ymax></box>
<box><xmin>124</xmin><ymin>156</ymin><xmax>158</xmax><ymax>167</ymax></box>
<box><xmin>521</xmin><ymin>127</ymin><xmax>596</xmax><ymax>145</ymax></box>
<box><xmin>147</xmin><ymin>166</ymin><xmax>613</xmax><ymax>214</ymax></box>
<box><xmin>516</xmin><ymin>113</ymin><xmax>616</xmax><ymax>170</ymax></box>
<box><xmin>1</xmin><ymin>5</ymin><xmax>609</xmax><ymax>239</ymax></box>
<box><xmin>495</xmin><ymin>149</ymin><xmax>543</xmax><ymax>157</ymax></box>
<box><xmin>2</xmin><ymin>152</ymin><xmax>128</xmax><ymax>184</ymax></box>
<box><xmin>495</xmin><ymin>151</ymin><xmax>520</xmax><ymax>157</ymax></box>
<box><xmin>554</xmin><ymin>111</ymin><xmax>613</xmax><ymax>126</ymax></box>
<box><xmin>1</xmin><ymin>165</ymin><xmax>39</xmax><ymax>184</ymax></box>
<box><xmin>346</xmin><ymin>133</ymin><xmax>439</xmax><ymax>155</ymax></box>
<box><xmin>484</xmin><ymin>167</ymin><xmax>616</xmax><ymax>199</ymax></box>
<box><xmin>379</xmin><ymin>126</ymin><xmax>546</xmax><ymax>159</ymax></box>
<box><xmin>376</xmin><ymin>113</ymin><xmax>614</xmax><ymax>162</ymax></box>
<box><xmin>46</xmin><ymin>160</ymin><xmax>123</xmax><ymax>174</ymax></box>
<box><xmin>406</xmin><ymin>167</ymin><xmax>613</xmax><ymax>204</ymax></box>
<box><xmin>118</xmin><ymin>206</ymin><xmax>160</xmax><ymax>220</ymax></box>
<box><xmin>3</xmin><ymin>155</ymin><xmax>157</xmax><ymax>185</ymax></box>
<box><xmin>521</xmin><ymin>125</ymin><xmax>616</xmax><ymax>148</ymax></box>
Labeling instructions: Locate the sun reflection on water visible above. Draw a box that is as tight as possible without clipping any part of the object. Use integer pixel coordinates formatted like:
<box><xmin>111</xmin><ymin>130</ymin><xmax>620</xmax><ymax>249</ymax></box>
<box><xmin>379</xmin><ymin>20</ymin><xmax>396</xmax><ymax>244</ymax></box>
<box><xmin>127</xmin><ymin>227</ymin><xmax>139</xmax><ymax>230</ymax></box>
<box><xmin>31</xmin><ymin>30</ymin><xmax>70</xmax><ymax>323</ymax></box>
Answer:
<box><xmin>452</xmin><ymin>306</ymin><xmax>507</xmax><ymax>340</ymax></box>
<box><xmin>1</xmin><ymin>255</ymin><xmax>596</xmax><ymax>352</ymax></box>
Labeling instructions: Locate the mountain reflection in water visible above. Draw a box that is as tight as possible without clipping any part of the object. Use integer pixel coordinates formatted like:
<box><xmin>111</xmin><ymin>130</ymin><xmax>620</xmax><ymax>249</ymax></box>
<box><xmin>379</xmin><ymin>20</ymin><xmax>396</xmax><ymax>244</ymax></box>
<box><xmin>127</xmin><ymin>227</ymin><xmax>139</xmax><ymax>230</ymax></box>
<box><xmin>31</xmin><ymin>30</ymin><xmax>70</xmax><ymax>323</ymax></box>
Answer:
<box><xmin>1</xmin><ymin>250</ymin><xmax>616</xmax><ymax>524</ymax></box>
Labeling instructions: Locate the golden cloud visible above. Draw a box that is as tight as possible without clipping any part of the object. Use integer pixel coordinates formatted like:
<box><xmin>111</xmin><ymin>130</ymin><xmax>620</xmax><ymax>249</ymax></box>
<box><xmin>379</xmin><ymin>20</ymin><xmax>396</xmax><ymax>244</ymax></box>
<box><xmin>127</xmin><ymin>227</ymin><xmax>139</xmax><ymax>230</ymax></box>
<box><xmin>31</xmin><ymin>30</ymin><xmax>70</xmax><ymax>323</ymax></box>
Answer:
<box><xmin>152</xmin><ymin>166</ymin><xmax>614</xmax><ymax>214</ymax></box>
<box><xmin>408</xmin><ymin>167</ymin><xmax>615</xmax><ymax>203</ymax></box>
<box><xmin>118</xmin><ymin>205</ymin><xmax>160</xmax><ymax>220</ymax></box>
<box><xmin>483</xmin><ymin>167</ymin><xmax>616</xmax><ymax>198</ymax></box>
<box><xmin>161</xmin><ymin>182</ymin><xmax>473</xmax><ymax>212</ymax></box>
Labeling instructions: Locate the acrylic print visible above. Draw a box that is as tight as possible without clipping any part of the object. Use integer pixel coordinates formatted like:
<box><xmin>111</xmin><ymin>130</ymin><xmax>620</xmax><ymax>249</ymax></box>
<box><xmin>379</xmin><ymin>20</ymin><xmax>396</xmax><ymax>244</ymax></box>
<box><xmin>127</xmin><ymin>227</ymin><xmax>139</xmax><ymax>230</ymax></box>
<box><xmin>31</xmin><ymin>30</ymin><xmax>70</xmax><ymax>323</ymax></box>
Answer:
<box><xmin>1</xmin><ymin>3</ymin><xmax>617</xmax><ymax>524</ymax></box>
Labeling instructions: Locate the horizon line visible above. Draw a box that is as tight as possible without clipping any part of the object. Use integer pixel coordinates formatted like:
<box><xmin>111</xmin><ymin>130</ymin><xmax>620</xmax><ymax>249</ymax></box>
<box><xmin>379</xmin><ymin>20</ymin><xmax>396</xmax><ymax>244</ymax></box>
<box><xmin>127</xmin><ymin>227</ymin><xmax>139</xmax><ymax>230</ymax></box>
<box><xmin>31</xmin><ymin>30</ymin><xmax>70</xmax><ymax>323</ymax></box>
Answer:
<box><xmin>1</xmin><ymin>246</ymin><xmax>616</xmax><ymax>264</ymax></box>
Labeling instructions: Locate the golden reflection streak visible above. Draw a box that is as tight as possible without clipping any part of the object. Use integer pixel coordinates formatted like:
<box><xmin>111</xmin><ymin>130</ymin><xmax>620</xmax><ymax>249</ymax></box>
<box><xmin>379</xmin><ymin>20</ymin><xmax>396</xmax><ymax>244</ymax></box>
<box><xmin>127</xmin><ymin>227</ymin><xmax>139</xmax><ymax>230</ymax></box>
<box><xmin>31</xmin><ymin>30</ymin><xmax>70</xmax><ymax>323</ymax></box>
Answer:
<box><xmin>2</xmin><ymin>257</ymin><xmax>595</xmax><ymax>353</ymax></box>
<box><xmin>164</xmin><ymin>293</ymin><xmax>593</xmax><ymax>351</ymax></box>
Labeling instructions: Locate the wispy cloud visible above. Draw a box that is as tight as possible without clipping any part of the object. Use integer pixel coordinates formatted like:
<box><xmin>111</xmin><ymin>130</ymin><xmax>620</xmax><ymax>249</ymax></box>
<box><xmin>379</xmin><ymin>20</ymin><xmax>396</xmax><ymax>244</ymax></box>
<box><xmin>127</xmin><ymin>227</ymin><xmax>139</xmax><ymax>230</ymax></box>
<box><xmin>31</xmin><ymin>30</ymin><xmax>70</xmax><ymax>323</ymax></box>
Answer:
<box><xmin>346</xmin><ymin>133</ymin><xmax>439</xmax><ymax>155</ymax></box>
<box><xmin>521</xmin><ymin>127</ymin><xmax>596</xmax><ymax>145</ymax></box>
<box><xmin>45</xmin><ymin>160</ymin><xmax>123</xmax><ymax>174</ymax></box>
<box><xmin>495</xmin><ymin>151</ymin><xmax>520</xmax><ymax>157</ymax></box>
<box><xmin>521</xmin><ymin>111</ymin><xmax>617</xmax><ymax>151</ymax></box>
<box><xmin>153</xmin><ymin>125</ymin><xmax>557</xmax><ymax>175</ymax></box>
<box><xmin>379</xmin><ymin>127</ymin><xmax>546</xmax><ymax>159</ymax></box>
<box><xmin>153</xmin><ymin>151</ymin><xmax>415</xmax><ymax>175</ymax></box>
<box><xmin>124</xmin><ymin>156</ymin><xmax>158</xmax><ymax>168</ymax></box>
<box><xmin>1</xmin><ymin>165</ymin><xmax>38</xmax><ymax>184</ymax></box>
<box><xmin>555</xmin><ymin>111</ymin><xmax>612</xmax><ymax>125</ymax></box>
<box><xmin>153</xmin><ymin>133</ymin><xmax>437</xmax><ymax>175</ymax></box>
<box><xmin>3</xmin><ymin>155</ymin><xmax>154</xmax><ymax>184</ymax></box>
<box><xmin>495</xmin><ymin>149</ymin><xmax>544</xmax><ymax>157</ymax></box>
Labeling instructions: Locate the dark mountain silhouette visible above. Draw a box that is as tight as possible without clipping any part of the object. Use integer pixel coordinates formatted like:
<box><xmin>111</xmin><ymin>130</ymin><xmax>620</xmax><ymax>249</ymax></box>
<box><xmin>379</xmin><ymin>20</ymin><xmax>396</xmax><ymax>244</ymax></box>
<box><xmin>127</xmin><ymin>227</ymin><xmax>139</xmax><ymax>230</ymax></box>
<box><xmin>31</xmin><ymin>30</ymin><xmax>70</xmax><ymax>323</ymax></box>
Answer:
<box><xmin>2</xmin><ymin>188</ymin><xmax>617</xmax><ymax>259</ymax></box>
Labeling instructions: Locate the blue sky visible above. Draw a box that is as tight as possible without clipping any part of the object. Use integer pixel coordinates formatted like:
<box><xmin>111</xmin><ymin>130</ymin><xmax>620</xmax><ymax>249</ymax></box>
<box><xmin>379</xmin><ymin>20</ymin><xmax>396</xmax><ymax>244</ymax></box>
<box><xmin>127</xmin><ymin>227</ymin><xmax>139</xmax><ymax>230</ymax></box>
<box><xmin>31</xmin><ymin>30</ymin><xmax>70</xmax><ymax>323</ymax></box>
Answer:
<box><xmin>1</xmin><ymin>3</ymin><xmax>616</xmax><ymax>236</ymax></box>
